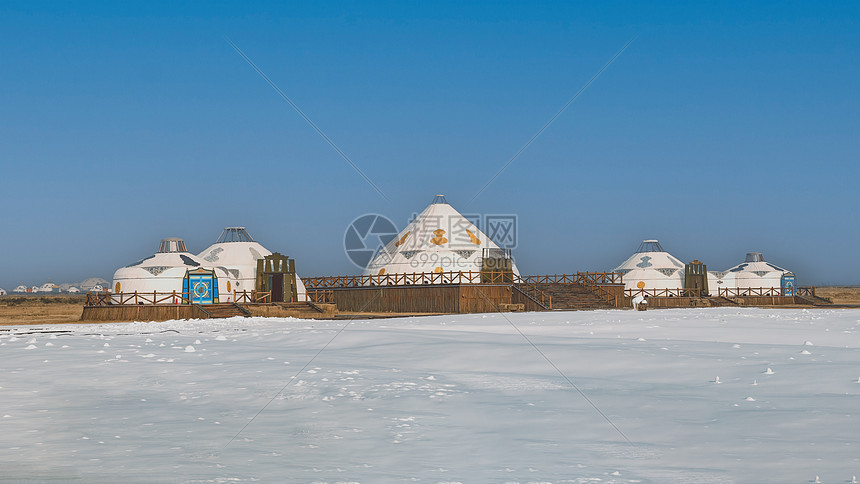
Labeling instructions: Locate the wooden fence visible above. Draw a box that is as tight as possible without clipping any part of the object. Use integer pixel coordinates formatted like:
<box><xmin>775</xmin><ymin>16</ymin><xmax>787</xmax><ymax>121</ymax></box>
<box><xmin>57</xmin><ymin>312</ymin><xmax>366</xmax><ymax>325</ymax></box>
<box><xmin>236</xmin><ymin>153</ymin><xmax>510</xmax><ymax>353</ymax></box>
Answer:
<box><xmin>302</xmin><ymin>271</ymin><xmax>622</xmax><ymax>289</ymax></box>
<box><xmin>86</xmin><ymin>290</ymin><xmax>273</xmax><ymax>306</ymax></box>
<box><xmin>625</xmin><ymin>288</ymin><xmax>707</xmax><ymax>298</ymax></box>
<box><xmin>86</xmin><ymin>291</ymin><xmax>191</xmax><ymax>306</ymax></box>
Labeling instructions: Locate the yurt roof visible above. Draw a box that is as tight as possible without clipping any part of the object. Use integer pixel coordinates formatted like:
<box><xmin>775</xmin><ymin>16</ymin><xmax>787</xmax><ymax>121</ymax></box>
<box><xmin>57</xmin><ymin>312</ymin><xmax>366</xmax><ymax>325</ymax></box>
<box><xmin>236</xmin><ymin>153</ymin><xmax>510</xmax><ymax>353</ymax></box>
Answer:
<box><xmin>614</xmin><ymin>239</ymin><xmax>685</xmax><ymax>273</ymax></box>
<box><xmin>198</xmin><ymin>228</ymin><xmax>272</xmax><ymax>271</ymax></box>
<box><xmin>364</xmin><ymin>194</ymin><xmax>520</xmax><ymax>276</ymax></box>
<box><xmin>726</xmin><ymin>252</ymin><xmax>790</xmax><ymax>275</ymax></box>
<box><xmin>116</xmin><ymin>238</ymin><xmax>211</xmax><ymax>279</ymax></box>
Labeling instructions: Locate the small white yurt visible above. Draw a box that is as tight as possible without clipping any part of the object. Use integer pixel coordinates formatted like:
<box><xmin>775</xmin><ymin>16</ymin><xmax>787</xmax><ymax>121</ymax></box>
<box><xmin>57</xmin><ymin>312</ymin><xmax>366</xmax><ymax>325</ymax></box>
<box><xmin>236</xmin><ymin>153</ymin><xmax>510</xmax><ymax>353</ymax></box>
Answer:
<box><xmin>79</xmin><ymin>277</ymin><xmax>109</xmax><ymax>292</ymax></box>
<box><xmin>364</xmin><ymin>195</ymin><xmax>520</xmax><ymax>279</ymax></box>
<box><xmin>0</xmin><ymin>288</ymin><xmax>6</xmax><ymax>296</ymax></box>
<box><xmin>197</xmin><ymin>227</ymin><xmax>307</xmax><ymax>301</ymax></box>
<box><xmin>722</xmin><ymin>252</ymin><xmax>794</xmax><ymax>292</ymax></box>
<box><xmin>613</xmin><ymin>240</ymin><xmax>686</xmax><ymax>291</ymax></box>
<box><xmin>112</xmin><ymin>237</ymin><xmax>238</xmax><ymax>304</ymax></box>
<box><xmin>37</xmin><ymin>283</ymin><xmax>60</xmax><ymax>293</ymax></box>
<box><xmin>13</xmin><ymin>285</ymin><xmax>28</xmax><ymax>293</ymax></box>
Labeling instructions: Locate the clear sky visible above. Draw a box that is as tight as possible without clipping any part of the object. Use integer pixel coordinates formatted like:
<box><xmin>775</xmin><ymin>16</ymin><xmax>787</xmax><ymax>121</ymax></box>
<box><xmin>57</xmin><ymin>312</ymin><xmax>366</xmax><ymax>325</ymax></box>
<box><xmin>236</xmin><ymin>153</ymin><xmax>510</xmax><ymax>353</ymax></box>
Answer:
<box><xmin>1</xmin><ymin>0</ymin><xmax>858</xmax><ymax>288</ymax></box>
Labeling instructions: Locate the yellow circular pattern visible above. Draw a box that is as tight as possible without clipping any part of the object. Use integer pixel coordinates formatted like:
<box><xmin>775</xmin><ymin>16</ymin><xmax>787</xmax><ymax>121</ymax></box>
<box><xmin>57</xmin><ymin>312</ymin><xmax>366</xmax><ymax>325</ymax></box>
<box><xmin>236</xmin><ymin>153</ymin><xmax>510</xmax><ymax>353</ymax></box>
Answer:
<box><xmin>637</xmin><ymin>281</ymin><xmax>646</xmax><ymax>289</ymax></box>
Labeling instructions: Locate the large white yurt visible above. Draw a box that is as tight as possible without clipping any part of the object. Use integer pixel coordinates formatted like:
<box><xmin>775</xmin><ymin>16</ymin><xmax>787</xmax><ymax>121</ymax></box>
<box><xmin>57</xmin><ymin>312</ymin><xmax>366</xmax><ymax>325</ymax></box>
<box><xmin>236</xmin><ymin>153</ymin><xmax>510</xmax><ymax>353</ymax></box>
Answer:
<box><xmin>718</xmin><ymin>252</ymin><xmax>795</xmax><ymax>293</ymax></box>
<box><xmin>197</xmin><ymin>227</ymin><xmax>307</xmax><ymax>301</ymax></box>
<box><xmin>364</xmin><ymin>195</ymin><xmax>521</xmax><ymax>279</ymax></box>
<box><xmin>112</xmin><ymin>237</ymin><xmax>238</xmax><ymax>304</ymax></box>
<box><xmin>613</xmin><ymin>240</ymin><xmax>686</xmax><ymax>291</ymax></box>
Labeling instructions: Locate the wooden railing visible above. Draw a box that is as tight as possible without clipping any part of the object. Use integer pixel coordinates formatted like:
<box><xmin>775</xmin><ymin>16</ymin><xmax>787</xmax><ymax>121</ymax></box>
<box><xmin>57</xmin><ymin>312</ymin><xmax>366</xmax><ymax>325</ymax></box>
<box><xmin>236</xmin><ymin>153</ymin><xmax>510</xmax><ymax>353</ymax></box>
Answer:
<box><xmin>518</xmin><ymin>272</ymin><xmax>623</xmax><ymax>285</ymax></box>
<box><xmin>86</xmin><ymin>291</ymin><xmax>192</xmax><ymax>306</ymax></box>
<box><xmin>302</xmin><ymin>271</ymin><xmax>623</xmax><ymax>289</ymax></box>
<box><xmin>233</xmin><ymin>291</ymin><xmax>272</xmax><ymax>304</ymax></box>
<box><xmin>86</xmin><ymin>290</ymin><xmax>274</xmax><ymax>306</ymax></box>
<box><xmin>719</xmin><ymin>287</ymin><xmax>784</xmax><ymax>297</ymax></box>
<box><xmin>624</xmin><ymin>287</ymin><xmax>818</xmax><ymax>299</ymax></box>
<box><xmin>625</xmin><ymin>288</ymin><xmax>708</xmax><ymax>298</ymax></box>
<box><xmin>303</xmin><ymin>271</ymin><xmax>486</xmax><ymax>288</ymax></box>
<box><xmin>512</xmin><ymin>284</ymin><xmax>552</xmax><ymax>309</ymax></box>
<box><xmin>306</xmin><ymin>290</ymin><xmax>336</xmax><ymax>304</ymax></box>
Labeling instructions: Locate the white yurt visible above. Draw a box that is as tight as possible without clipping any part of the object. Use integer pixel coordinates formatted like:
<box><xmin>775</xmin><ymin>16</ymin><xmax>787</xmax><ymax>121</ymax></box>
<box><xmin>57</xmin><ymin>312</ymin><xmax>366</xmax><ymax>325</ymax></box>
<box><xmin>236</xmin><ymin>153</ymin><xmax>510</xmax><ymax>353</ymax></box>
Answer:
<box><xmin>37</xmin><ymin>283</ymin><xmax>60</xmax><ymax>293</ymax></box>
<box><xmin>0</xmin><ymin>288</ymin><xmax>6</xmax><ymax>296</ymax></box>
<box><xmin>79</xmin><ymin>277</ymin><xmax>109</xmax><ymax>292</ymax></box>
<box><xmin>364</xmin><ymin>195</ymin><xmax>521</xmax><ymax>279</ymax></box>
<box><xmin>13</xmin><ymin>285</ymin><xmax>28</xmax><ymax>293</ymax></box>
<box><xmin>112</xmin><ymin>237</ymin><xmax>238</xmax><ymax>304</ymax></box>
<box><xmin>719</xmin><ymin>252</ymin><xmax>794</xmax><ymax>292</ymax></box>
<box><xmin>197</xmin><ymin>227</ymin><xmax>307</xmax><ymax>301</ymax></box>
<box><xmin>613</xmin><ymin>240</ymin><xmax>686</xmax><ymax>291</ymax></box>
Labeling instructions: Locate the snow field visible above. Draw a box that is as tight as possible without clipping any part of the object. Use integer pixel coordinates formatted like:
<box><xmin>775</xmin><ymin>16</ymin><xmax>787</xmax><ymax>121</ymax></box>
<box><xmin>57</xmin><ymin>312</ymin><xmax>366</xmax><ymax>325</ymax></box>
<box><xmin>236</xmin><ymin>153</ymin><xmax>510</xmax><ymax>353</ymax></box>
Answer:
<box><xmin>0</xmin><ymin>308</ymin><xmax>858</xmax><ymax>482</ymax></box>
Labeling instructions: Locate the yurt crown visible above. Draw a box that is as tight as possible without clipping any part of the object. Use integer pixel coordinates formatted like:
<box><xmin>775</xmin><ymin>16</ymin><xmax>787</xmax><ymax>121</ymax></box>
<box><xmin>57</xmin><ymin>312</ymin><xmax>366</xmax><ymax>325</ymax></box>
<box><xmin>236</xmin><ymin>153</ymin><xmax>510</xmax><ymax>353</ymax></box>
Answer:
<box><xmin>637</xmin><ymin>240</ymin><xmax>665</xmax><ymax>253</ymax></box>
<box><xmin>216</xmin><ymin>227</ymin><xmax>256</xmax><ymax>243</ymax></box>
<box><xmin>745</xmin><ymin>252</ymin><xmax>764</xmax><ymax>262</ymax></box>
<box><xmin>158</xmin><ymin>238</ymin><xmax>187</xmax><ymax>253</ymax></box>
<box><xmin>431</xmin><ymin>194</ymin><xmax>448</xmax><ymax>204</ymax></box>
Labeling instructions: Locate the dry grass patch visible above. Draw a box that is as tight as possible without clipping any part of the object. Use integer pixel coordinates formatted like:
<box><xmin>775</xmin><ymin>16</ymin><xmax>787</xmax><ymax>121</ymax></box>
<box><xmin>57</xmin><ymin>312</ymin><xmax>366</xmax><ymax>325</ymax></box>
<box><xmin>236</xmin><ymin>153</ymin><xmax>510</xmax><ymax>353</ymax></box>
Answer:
<box><xmin>0</xmin><ymin>295</ymin><xmax>86</xmax><ymax>325</ymax></box>
<box><xmin>815</xmin><ymin>287</ymin><xmax>860</xmax><ymax>305</ymax></box>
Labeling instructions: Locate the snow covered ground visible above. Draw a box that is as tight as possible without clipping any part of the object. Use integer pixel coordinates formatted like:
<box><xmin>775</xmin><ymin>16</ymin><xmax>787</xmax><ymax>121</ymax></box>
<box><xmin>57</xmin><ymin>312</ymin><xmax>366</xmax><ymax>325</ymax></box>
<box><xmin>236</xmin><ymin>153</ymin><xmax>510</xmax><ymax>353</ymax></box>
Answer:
<box><xmin>1</xmin><ymin>308</ymin><xmax>859</xmax><ymax>483</ymax></box>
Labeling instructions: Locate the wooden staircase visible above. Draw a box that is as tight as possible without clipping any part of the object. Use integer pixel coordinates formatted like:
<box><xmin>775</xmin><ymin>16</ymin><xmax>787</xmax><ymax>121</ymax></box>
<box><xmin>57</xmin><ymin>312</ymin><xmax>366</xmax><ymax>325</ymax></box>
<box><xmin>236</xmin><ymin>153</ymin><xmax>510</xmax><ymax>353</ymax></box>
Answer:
<box><xmin>511</xmin><ymin>284</ymin><xmax>552</xmax><ymax>310</ymax></box>
<box><xmin>275</xmin><ymin>301</ymin><xmax>326</xmax><ymax>313</ymax></box>
<box><xmin>795</xmin><ymin>294</ymin><xmax>832</xmax><ymax>306</ymax></box>
<box><xmin>195</xmin><ymin>303</ymin><xmax>251</xmax><ymax>319</ymax></box>
<box><xmin>531</xmin><ymin>283</ymin><xmax>615</xmax><ymax>310</ymax></box>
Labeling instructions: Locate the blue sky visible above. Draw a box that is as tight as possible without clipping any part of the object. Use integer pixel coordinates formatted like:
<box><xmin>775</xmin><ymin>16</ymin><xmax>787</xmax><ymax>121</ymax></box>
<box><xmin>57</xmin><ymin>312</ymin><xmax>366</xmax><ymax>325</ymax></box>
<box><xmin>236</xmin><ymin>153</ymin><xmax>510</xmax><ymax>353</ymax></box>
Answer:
<box><xmin>1</xmin><ymin>1</ymin><xmax>858</xmax><ymax>288</ymax></box>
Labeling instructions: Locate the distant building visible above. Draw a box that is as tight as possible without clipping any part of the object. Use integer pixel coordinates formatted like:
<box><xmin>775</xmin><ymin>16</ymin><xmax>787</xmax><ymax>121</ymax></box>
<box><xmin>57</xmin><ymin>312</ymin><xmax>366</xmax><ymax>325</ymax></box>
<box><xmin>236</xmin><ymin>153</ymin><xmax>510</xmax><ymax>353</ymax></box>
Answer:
<box><xmin>0</xmin><ymin>288</ymin><xmax>6</xmax><ymax>296</ymax></box>
<box><xmin>79</xmin><ymin>277</ymin><xmax>109</xmax><ymax>292</ymax></box>
<box><xmin>37</xmin><ymin>283</ymin><xmax>60</xmax><ymax>293</ymax></box>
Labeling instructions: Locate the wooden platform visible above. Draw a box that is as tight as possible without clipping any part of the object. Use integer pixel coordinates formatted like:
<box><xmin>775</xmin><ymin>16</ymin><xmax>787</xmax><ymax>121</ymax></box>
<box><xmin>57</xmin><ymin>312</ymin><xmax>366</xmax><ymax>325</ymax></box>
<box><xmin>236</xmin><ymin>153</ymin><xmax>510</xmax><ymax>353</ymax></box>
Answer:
<box><xmin>305</xmin><ymin>272</ymin><xmax>627</xmax><ymax>314</ymax></box>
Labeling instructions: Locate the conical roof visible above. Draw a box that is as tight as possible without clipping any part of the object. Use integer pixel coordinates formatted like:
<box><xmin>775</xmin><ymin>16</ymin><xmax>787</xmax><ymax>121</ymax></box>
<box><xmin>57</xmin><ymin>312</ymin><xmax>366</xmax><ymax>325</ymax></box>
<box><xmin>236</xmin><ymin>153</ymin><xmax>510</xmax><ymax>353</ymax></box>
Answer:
<box><xmin>614</xmin><ymin>239</ymin><xmax>686</xmax><ymax>290</ymax></box>
<box><xmin>364</xmin><ymin>195</ymin><xmax>520</xmax><ymax>277</ymax></box>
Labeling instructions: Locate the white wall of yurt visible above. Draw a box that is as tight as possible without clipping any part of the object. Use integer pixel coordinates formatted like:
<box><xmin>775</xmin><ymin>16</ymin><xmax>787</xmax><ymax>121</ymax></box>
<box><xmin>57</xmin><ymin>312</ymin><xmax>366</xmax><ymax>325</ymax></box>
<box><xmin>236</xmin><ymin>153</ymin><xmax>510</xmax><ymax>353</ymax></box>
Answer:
<box><xmin>112</xmin><ymin>238</ymin><xmax>238</xmax><ymax>303</ymax></box>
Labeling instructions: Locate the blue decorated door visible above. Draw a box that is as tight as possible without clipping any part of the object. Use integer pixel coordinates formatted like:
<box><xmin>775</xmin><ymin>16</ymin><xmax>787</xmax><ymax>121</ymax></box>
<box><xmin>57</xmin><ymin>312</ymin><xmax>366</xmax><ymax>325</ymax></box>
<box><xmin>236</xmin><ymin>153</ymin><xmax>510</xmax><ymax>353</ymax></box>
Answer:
<box><xmin>183</xmin><ymin>269</ymin><xmax>219</xmax><ymax>304</ymax></box>
<box><xmin>781</xmin><ymin>273</ymin><xmax>796</xmax><ymax>297</ymax></box>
